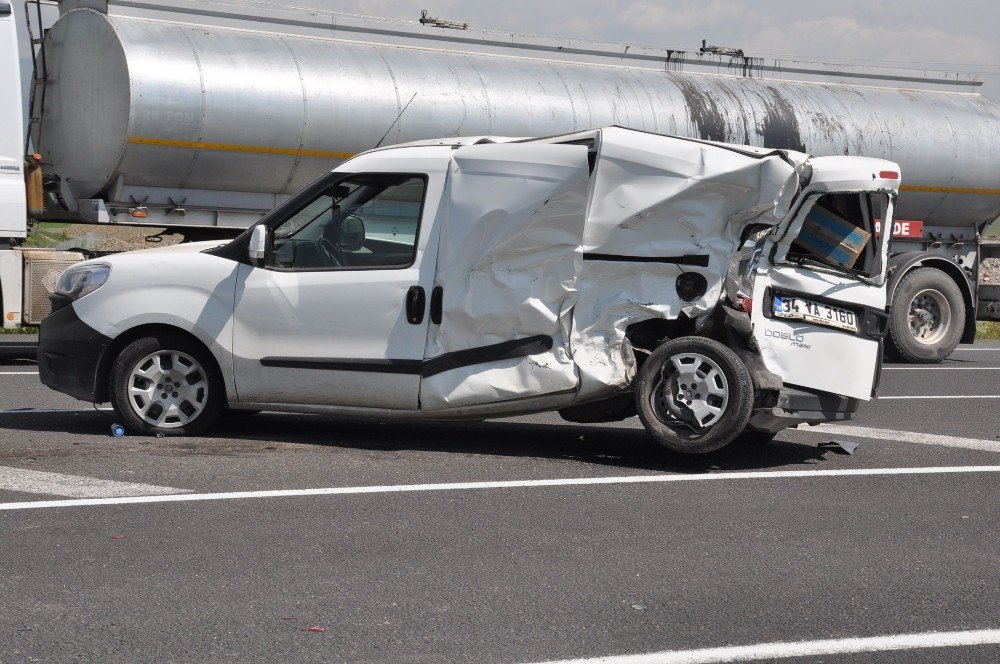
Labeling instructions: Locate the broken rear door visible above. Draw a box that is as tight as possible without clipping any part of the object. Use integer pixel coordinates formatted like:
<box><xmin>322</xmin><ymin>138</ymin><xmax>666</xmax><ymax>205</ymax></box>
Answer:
<box><xmin>751</xmin><ymin>188</ymin><xmax>895</xmax><ymax>400</ymax></box>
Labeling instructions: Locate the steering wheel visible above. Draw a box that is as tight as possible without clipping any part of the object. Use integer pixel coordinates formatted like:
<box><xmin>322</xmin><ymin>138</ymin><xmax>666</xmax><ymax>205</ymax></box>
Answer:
<box><xmin>316</xmin><ymin>237</ymin><xmax>345</xmax><ymax>267</ymax></box>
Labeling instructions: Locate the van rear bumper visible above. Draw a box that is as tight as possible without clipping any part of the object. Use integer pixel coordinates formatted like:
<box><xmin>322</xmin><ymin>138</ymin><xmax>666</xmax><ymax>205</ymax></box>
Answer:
<box><xmin>748</xmin><ymin>384</ymin><xmax>860</xmax><ymax>433</ymax></box>
<box><xmin>37</xmin><ymin>303</ymin><xmax>112</xmax><ymax>403</ymax></box>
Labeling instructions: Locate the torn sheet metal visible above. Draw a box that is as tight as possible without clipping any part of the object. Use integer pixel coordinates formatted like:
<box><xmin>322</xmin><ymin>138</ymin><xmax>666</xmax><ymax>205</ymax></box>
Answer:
<box><xmin>420</xmin><ymin>128</ymin><xmax>807</xmax><ymax>409</ymax></box>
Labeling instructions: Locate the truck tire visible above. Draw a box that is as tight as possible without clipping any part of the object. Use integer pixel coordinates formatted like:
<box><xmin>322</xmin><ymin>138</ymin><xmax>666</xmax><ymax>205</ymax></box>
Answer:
<box><xmin>108</xmin><ymin>332</ymin><xmax>224</xmax><ymax>436</ymax></box>
<box><xmin>888</xmin><ymin>267</ymin><xmax>965</xmax><ymax>363</ymax></box>
<box><xmin>634</xmin><ymin>337</ymin><xmax>753</xmax><ymax>454</ymax></box>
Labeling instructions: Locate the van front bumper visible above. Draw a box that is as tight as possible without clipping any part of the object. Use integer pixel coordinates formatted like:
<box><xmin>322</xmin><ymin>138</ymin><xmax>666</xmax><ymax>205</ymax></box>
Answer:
<box><xmin>748</xmin><ymin>384</ymin><xmax>860</xmax><ymax>433</ymax></box>
<box><xmin>38</xmin><ymin>303</ymin><xmax>113</xmax><ymax>403</ymax></box>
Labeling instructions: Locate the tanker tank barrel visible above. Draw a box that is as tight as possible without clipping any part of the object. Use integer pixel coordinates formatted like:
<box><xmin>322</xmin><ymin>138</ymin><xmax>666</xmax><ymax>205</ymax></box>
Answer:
<box><xmin>31</xmin><ymin>5</ymin><xmax>1000</xmax><ymax>230</ymax></box>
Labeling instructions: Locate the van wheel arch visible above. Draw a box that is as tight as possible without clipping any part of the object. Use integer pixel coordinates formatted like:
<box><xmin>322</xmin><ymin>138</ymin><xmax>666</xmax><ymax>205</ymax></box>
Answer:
<box><xmin>96</xmin><ymin>325</ymin><xmax>226</xmax><ymax>404</ymax></box>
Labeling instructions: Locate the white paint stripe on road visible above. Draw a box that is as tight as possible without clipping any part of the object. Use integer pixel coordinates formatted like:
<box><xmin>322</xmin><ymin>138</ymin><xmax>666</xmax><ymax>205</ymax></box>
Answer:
<box><xmin>2</xmin><ymin>465</ymin><xmax>999</xmax><ymax>511</ymax></box>
<box><xmin>883</xmin><ymin>366</ymin><xmax>1000</xmax><ymax>370</ymax></box>
<box><xmin>523</xmin><ymin>628</ymin><xmax>1000</xmax><ymax>664</ymax></box>
<box><xmin>951</xmin><ymin>348</ymin><xmax>1000</xmax><ymax>352</ymax></box>
<box><xmin>0</xmin><ymin>466</ymin><xmax>190</xmax><ymax>499</ymax></box>
<box><xmin>0</xmin><ymin>407</ymin><xmax>113</xmax><ymax>414</ymax></box>
<box><xmin>0</xmin><ymin>371</ymin><xmax>38</xmax><ymax>375</ymax></box>
<box><xmin>877</xmin><ymin>395</ymin><xmax>1000</xmax><ymax>399</ymax></box>
<box><xmin>802</xmin><ymin>424</ymin><xmax>1000</xmax><ymax>453</ymax></box>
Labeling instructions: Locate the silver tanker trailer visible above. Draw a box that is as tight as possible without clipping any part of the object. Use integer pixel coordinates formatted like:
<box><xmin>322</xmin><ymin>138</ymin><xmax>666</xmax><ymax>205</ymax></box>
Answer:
<box><xmin>5</xmin><ymin>0</ymin><xmax>1000</xmax><ymax>363</ymax></box>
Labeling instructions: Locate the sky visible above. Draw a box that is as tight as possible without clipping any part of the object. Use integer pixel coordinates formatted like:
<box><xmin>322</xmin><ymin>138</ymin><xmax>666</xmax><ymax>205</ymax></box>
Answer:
<box><xmin>14</xmin><ymin>0</ymin><xmax>999</xmax><ymax>102</ymax></box>
<box><xmin>285</xmin><ymin>0</ymin><xmax>1000</xmax><ymax>100</ymax></box>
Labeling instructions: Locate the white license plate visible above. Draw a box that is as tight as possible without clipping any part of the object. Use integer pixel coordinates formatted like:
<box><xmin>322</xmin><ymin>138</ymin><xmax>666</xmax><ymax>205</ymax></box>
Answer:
<box><xmin>773</xmin><ymin>295</ymin><xmax>858</xmax><ymax>332</ymax></box>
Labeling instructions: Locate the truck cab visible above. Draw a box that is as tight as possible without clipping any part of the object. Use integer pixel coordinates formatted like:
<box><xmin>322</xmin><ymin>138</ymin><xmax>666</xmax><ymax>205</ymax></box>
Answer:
<box><xmin>38</xmin><ymin>127</ymin><xmax>899</xmax><ymax>454</ymax></box>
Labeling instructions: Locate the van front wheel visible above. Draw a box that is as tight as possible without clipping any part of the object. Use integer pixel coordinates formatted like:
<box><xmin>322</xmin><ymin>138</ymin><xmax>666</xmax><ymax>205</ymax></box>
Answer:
<box><xmin>635</xmin><ymin>337</ymin><xmax>753</xmax><ymax>454</ymax></box>
<box><xmin>109</xmin><ymin>333</ymin><xmax>224</xmax><ymax>436</ymax></box>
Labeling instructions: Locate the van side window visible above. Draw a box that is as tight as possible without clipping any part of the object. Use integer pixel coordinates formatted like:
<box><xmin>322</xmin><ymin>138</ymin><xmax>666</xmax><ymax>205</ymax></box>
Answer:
<box><xmin>270</xmin><ymin>175</ymin><xmax>426</xmax><ymax>270</ymax></box>
<box><xmin>787</xmin><ymin>192</ymin><xmax>887</xmax><ymax>277</ymax></box>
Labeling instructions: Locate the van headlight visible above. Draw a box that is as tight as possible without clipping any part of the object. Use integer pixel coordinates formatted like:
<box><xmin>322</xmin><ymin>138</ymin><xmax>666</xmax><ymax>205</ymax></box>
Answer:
<box><xmin>55</xmin><ymin>264</ymin><xmax>111</xmax><ymax>301</ymax></box>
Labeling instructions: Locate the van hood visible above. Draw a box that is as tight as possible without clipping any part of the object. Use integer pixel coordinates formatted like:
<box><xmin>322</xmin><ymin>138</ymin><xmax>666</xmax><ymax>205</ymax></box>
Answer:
<box><xmin>118</xmin><ymin>240</ymin><xmax>230</xmax><ymax>256</ymax></box>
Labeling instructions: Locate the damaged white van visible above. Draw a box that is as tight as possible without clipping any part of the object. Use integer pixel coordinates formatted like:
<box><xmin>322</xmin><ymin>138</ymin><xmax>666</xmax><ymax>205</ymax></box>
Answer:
<box><xmin>39</xmin><ymin>127</ymin><xmax>899</xmax><ymax>453</ymax></box>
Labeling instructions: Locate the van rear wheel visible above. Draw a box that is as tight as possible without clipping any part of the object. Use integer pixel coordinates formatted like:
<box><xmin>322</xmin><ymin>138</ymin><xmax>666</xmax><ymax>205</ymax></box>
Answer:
<box><xmin>109</xmin><ymin>333</ymin><xmax>224</xmax><ymax>436</ymax></box>
<box><xmin>635</xmin><ymin>337</ymin><xmax>753</xmax><ymax>454</ymax></box>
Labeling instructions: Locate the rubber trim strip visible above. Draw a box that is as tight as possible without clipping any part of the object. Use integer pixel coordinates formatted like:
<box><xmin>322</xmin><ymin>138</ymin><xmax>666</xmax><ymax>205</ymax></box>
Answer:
<box><xmin>260</xmin><ymin>335</ymin><xmax>553</xmax><ymax>378</ymax></box>
<box><xmin>583</xmin><ymin>253</ymin><xmax>710</xmax><ymax>267</ymax></box>
<box><xmin>260</xmin><ymin>357</ymin><xmax>422</xmax><ymax>374</ymax></box>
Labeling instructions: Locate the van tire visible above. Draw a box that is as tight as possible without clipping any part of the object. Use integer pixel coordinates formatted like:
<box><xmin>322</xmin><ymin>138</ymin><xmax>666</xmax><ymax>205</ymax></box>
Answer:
<box><xmin>888</xmin><ymin>268</ymin><xmax>964</xmax><ymax>363</ymax></box>
<box><xmin>635</xmin><ymin>337</ymin><xmax>753</xmax><ymax>454</ymax></box>
<box><xmin>108</xmin><ymin>333</ymin><xmax>224</xmax><ymax>436</ymax></box>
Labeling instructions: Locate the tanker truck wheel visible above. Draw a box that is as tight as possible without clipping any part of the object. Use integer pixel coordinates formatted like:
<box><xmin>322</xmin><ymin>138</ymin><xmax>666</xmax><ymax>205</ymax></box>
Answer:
<box><xmin>888</xmin><ymin>268</ymin><xmax>965</xmax><ymax>363</ymax></box>
<box><xmin>108</xmin><ymin>332</ymin><xmax>224</xmax><ymax>436</ymax></box>
<box><xmin>635</xmin><ymin>337</ymin><xmax>753</xmax><ymax>454</ymax></box>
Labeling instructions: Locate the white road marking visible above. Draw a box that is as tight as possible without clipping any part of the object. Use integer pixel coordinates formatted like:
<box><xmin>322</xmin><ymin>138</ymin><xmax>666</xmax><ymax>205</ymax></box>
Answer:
<box><xmin>0</xmin><ymin>466</ymin><xmax>190</xmax><ymax>499</ymax></box>
<box><xmin>0</xmin><ymin>407</ymin><xmax>113</xmax><ymax>414</ymax></box>
<box><xmin>0</xmin><ymin>371</ymin><xmax>38</xmax><ymax>375</ymax></box>
<box><xmin>877</xmin><ymin>395</ymin><xmax>1000</xmax><ymax>399</ymax></box>
<box><xmin>883</xmin><ymin>366</ymin><xmax>1000</xmax><ymax>370</ymax></box>
<box><xmin>802</xmin><ymin>424</ymin><xmax>1000</xmax><ymax>453</ymax></box>
<box><xmin>2</xmin><ymin>465</ymin><xmax>999</xmax><ymax>511</ymax></box>
<box><xmin>523</xmin><ymin>628</ymin><xmax>1000</xmax><ymax>664</ymax></box>
<box><xmin>951</xmin><ymin>348</ymin><xmax>1000</xmax><ymax>352</ymax></box>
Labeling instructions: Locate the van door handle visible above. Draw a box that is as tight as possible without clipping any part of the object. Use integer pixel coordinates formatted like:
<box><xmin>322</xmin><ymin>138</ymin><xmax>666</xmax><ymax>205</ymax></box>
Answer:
<box><xmin>405</xmin><ymin>286</ymin><xmax>425</xmax><ymax>324</ymax></box>
<box><xmin>430</xmin><ymin>286</ymin><xmax>443</xmax><ymax>325</ymax></box>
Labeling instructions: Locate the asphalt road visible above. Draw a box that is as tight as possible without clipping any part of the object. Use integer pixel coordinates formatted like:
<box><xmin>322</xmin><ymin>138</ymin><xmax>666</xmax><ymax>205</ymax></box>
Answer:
<box><xmin>1</xmin><ymin>342</ymin><xmax>998</xmax><ymax>663</ymax></box>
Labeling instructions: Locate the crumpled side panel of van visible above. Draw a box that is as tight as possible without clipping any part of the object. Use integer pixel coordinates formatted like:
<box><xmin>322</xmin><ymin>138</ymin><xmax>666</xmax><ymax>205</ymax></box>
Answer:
<box><xmin>570</xmin><ymin>129</ymin><xmax>801</xmax><ymax>401</ymax></box>
<box><xmin>421</xmin><ymin>131</ymin><xmax>804</xmax><ymax>409</ymax></box>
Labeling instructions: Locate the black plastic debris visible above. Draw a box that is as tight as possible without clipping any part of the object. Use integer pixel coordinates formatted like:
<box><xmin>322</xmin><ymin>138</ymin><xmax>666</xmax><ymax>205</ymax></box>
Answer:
<box><xmin>819</xmin><ymin>440</ymin><xmax>860</xmax><ymax>455</ymax></box>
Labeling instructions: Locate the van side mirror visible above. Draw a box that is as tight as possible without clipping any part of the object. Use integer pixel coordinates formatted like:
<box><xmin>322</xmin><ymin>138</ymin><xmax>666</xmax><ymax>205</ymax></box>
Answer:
<box><xmin>248</xmin><ymin>224</ymin><xmax>269</xmax><ymax>266</ymax></box>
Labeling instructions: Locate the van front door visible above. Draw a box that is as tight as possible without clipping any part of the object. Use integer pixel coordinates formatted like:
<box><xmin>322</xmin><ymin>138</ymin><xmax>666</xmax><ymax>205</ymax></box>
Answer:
<box><xmin>751</xmin><ymin>188</ymin><xmax>895</xmax><ymax>400</ymax></box>
<box><xmin>231</xmin><ymin>172</ymin><xmax>440</xmax><ymax>410</ymax></box>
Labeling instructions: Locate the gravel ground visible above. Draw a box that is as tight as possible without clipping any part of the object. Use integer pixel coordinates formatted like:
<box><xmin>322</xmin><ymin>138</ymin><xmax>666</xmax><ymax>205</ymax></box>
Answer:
<box><xmin>983</xmin><ymin>258</ymin><xmax>1000</xmax><ymax>285</ymax></box>
<box><xmin>62</xmin><ymin>224</ymin><xmax>185</xmax><ymax>252</ymax></box>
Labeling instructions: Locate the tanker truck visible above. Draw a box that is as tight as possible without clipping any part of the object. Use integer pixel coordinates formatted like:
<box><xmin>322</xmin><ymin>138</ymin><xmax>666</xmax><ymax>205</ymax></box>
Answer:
<box><xmin>5</xmin><ymin>0</ymin><xmax>1000</xmax><ymax>363</ymax></box>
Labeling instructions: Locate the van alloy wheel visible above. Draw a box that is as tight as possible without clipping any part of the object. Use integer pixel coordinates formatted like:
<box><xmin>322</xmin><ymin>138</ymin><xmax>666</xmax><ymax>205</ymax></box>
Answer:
<box><xmin>635</xmin><ymin>336</ymin><xmax>753</xmax><ymax>454</ymax></box>
<box><xmin>127</xmin><ymin>350</ymin><xmax>209</xmax><ymax>428</ymax></box>
<box><xmin>651</xmin><ymin>352</ymin><xmax>730</xmax><ymax>430</ymax></box>
<box><xmin>109</xmin><ymin>333</ymin><xmax>224</xmax><ymax>435</ymax></box>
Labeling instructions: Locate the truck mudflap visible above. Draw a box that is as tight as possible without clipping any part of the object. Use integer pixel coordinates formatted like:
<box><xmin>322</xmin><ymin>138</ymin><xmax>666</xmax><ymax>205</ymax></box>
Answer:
<box><xmin>37</xmin><ymin>302</ymin><xmax>113</xmax><ymax>402</ymax></box>
<box><xmin>748</xmin><ymin>384</ymin><xmax>860</xmax><ymax>433</ymax></box>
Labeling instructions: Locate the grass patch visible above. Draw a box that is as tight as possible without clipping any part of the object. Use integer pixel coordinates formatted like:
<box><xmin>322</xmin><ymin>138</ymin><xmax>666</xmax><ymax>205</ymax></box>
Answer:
<box><xmin>986</xmin><ymin>218</ymin><xmax>1000</xmax><ymax>239</ymax></box>
<box><xmin>977</xmin><ymin>321</ymin><xmax>1000</xmax><ymax>340</ymax></box>
<box><xmin>23</xmin><ymin>222</ymin><xmax>73</xmax><ymax>248</ymax></box>
<box><xmin>0</xmin><ymin>326</ymin><xmax>38</xmax><ymax>335</ymax></box>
